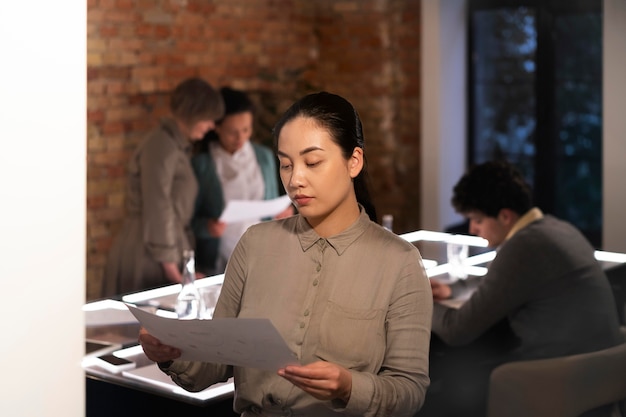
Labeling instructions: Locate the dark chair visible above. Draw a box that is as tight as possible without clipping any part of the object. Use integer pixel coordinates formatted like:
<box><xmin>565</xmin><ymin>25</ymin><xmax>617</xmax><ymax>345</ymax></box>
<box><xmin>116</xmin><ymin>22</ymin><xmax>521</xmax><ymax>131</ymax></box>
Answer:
<box><xmin>487</xmin><ymin>327</ymin><xmax>626</xmax><ymax>417</ymax></box>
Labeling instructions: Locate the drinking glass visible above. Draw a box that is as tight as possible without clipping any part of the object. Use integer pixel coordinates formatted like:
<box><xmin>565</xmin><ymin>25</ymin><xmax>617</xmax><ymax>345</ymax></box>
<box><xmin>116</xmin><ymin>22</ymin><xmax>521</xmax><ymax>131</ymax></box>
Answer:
<box><xmin>446</xmin><ymin>239</ymin><xmax>469</xmax><ymax>280</ymax></box>
<box><xmin>199</xmin><ymin>284</ymin><xmax>222</xmax><ymax>319</ymax></box>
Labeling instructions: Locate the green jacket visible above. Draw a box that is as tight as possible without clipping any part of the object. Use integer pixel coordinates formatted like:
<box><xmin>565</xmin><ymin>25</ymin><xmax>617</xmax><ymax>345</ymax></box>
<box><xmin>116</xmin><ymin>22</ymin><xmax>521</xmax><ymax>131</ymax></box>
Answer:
<box><xmin>191</xmin><ymin>142</ymin><xmax>280</xmax><ymax>272</ymax></box>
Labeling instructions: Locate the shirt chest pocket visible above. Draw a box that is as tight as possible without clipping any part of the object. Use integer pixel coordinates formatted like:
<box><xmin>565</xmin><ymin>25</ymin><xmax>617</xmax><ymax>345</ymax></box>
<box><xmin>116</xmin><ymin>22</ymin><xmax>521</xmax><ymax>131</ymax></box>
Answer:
<box><xmin>314</xmin><ymin>301</ymin><xmax>386</xmax><ymax>371</ymax></box>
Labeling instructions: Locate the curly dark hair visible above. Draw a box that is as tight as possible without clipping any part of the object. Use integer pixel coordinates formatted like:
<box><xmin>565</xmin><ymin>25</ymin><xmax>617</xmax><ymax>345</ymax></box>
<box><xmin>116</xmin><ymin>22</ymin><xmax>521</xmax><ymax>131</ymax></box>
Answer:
<box><xmin>452</xmin><ymin>160</ymin><xmax>533</xmax><ymax>217</ymax></box>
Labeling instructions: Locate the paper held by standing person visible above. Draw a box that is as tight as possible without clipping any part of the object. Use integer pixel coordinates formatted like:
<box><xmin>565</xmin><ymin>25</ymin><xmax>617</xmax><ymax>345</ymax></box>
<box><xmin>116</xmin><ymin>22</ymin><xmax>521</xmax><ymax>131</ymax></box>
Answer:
<box><xmin>126</xmin><ymin>304</ymin><xmax>299</xmax><ymax>371</ymax></box>
<box><xmin>219</xmin><ymin>194</ymin><xmax>292</xmax><ymax>223</ymax></box>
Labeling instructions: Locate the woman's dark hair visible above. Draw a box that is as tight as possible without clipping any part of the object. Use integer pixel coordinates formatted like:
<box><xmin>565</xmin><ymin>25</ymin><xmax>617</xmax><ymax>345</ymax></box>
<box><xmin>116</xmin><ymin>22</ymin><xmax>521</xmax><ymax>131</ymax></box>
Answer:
<box><xmin>195</xmin><ymin>87</ymin><xmax>256</xmax><ymax>154</ymax></box>
<box><xmin>452</xmin><ymin>160</ymin><xmax>533</xmax><ymax>217</ymax></box>
<box><xmin>170</xmin><ymin>77</ymin><xmax>224</xmax><ymax>125</ymax></box>
<box><xmin>272</xmin><ymin>91</ymin><xmax>378</xmax><ymax>222</ymax></box>
<box><xmin>217</xmin><ymin>87</ymin><xmax>256</xmax><ymax>122</ymax></box>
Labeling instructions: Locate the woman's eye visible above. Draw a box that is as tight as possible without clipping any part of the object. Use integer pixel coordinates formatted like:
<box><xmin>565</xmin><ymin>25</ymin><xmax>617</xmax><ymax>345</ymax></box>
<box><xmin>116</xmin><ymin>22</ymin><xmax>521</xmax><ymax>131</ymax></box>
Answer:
<box><xmin>306</xmin><ymin>161</ymin><xmax>321</xmax><ymax>167</ymax></box>
<box><xmin>280</xmin><ymin>164</ymin><xmax>292</xmax><ymax>170</ymax></box>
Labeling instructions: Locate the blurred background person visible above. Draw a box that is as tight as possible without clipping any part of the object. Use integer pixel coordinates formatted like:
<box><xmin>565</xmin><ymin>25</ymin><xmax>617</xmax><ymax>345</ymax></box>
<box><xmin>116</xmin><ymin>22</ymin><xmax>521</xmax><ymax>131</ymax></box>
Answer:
<box><xmin>101</xmin><ymin>77</ymin><xmax>224</xmax><ymax>298</ymax></box>
<box><xmin>424</xmin><ymin>160</ymin><xmax>622</xmax><ymax>417</ymax></box>
<box><xmin>191</xmin><ymin>87</ymin><xmax>293</xmax><ymax>276</ymax></box>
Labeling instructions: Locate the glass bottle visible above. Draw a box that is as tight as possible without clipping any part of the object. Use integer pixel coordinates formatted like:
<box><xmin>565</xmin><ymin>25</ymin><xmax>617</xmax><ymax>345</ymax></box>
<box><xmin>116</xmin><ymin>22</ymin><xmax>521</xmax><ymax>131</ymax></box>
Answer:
<box><xmin>382</xmin><ymin>214</ymin><xmax>394</xmax><ymax>232</ymax></box>
<box><xmin>175</xmin><ymin>250</ymin><xmax>202</xmax><ymax>320</ymax></box>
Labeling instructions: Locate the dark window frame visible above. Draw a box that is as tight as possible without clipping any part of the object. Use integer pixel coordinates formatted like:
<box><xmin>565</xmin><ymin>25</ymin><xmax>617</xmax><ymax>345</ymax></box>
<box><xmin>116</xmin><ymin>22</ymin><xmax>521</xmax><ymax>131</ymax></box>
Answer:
<box><xmin>467</xmin><ymin>0</ymin><xmax>602</xmax><ymax>246</ymax></box>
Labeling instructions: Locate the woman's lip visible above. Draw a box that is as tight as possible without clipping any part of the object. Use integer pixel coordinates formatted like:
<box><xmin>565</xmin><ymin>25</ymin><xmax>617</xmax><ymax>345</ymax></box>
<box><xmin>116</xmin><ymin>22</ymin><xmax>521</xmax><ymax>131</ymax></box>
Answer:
<box><xmin>293</xmin><ymin>195</ymin><xmax>313</xmax><ymax>205</ymax></box>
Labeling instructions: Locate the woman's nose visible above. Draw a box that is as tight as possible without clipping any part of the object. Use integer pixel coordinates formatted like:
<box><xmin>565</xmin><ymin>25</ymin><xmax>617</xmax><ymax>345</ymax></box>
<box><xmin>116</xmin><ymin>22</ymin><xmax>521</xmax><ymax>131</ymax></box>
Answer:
<box><xmin>288</xmin><ymin>165</ymin><xmax>305</xmax><ymax>188</ymax></box>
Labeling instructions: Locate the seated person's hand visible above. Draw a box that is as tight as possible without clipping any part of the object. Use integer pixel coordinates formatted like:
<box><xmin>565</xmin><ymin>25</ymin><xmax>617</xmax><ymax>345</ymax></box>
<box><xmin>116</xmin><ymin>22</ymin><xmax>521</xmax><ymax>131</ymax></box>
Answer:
<box><xmin>139</xmin><ymin>327</ymin><xmax>182</xmax><ymax>363</ymax></box>
<box><xmin>430</xmin><ymin>279</ymin><xmax>452</xmax><ymax>301</ymax></box>
<box><xmin>274</xmin><ymin>204</ymin><xmax>295</xmax><ymax>220</ymax></box>
<box><xmin>207</xmin><ymin>219</ymin><xmax>226</xmax><ymax>237</ymax></box>
<box><xmin>278</xmin><ymin>360</ymin><xmax>352</xmax><ymax>404</ymax></box>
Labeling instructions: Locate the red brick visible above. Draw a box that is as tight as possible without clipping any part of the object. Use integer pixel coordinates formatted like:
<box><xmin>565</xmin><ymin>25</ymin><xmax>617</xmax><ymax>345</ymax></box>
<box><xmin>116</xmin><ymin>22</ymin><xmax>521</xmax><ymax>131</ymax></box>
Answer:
<box><xmin>101</xmin><ymin>121</ymin><xmax>125</xmax><ymax>135</ymax></box>
<box><xmin>88</xmin><ymin>109</ymin><xmax>105</xmax><ymax>123</ymax></box>
<box><xmin>99</xmin><ymin>25</ymin><xmax>118</xmax><ymax>37</ymax></box>
<box><xmin>116</xmin><ymin>0</ymin><xmax>133</xmax><ymax>10</ymax></box>
<box><xmin>87</xmin><ymin>195</ymin><xmax>107</xmax><ymax>210</ymax></box>
<box><xmin>86</xmin><ymin>0</ymin><xmax>424</xmax><ymax>300</ymax></box>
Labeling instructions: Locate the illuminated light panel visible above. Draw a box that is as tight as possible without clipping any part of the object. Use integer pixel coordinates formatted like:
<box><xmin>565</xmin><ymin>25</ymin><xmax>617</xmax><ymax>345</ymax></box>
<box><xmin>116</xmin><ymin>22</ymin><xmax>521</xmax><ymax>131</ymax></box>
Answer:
<box><xmin>122</xmin><ymin>274</ymin><xmax>225</xmax><ymax>304</ymax></box>
<box><xmin>426</xmin><ymin>264</ymin><xmax>488</xmax><ymax>278</ymax></box>
<box><xmin>446</xmin><ymin>234</ymin><xmax>489</xmax><ymax>247</ymax></box>
<box><xmin>421</xmin><ymin>259</ymin><xmax>438</xmax><ymax>269</ymax></box>
<box><xmin>400</xmin><ymin>230</ymin><xmax>451</xmax><ymax>243</ymax></box>
<box><xmin>82</xmin><ymin>299</ymin><xmax>128</xmax><ymax>312</ymax></box>
<box><xmin>155</xmin><ymin>309</ymin><xmax>178</xmax><ymax>319</ymax></box>
<box><xmin>400</xmin><ymin>230</ymin><xmax>488</xmax><ymax>247</ymax></box>
<box><xmin>594</xmin><ymin>250</ymin><xmax>626</xmax><ymax>263</ymax></box>
<box><xmin>114</xmin><ymin>344</ymin><xmax>145</xmax><ymax>358</ymax></box>
<box><xmin>465</xmin><ymin>251</ymin><xmax>497</xmax><ymax>266</ymax></box>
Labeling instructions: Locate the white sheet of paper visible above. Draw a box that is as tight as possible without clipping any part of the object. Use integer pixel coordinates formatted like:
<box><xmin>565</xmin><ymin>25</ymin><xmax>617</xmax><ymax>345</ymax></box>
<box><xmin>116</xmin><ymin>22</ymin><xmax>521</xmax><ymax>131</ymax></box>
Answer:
<box><xmin>219</xmin><ymin>194</ymin><xmax>292</xmax><ymax>223</ymax></box>
<box><xmin>126</xmin><ymin>304</ymin><xmax>299</xmax><ymax>370</ymax></box>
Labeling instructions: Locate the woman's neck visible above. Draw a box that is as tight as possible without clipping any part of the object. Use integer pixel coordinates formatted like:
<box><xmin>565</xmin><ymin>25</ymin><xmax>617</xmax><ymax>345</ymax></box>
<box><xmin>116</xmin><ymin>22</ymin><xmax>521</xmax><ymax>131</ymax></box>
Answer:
<box><xmin>307</xmin><ymin>200</ymin><xmax>361</xmax><ymax>238</ymax></box>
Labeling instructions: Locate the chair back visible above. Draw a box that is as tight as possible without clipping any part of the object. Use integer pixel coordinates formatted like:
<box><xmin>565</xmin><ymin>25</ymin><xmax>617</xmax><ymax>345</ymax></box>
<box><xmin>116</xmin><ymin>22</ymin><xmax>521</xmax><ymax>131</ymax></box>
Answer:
<box><xmin>487</xmin><ymin>327</ymin><xmax>626</xmax><ymax>417</ymax></box>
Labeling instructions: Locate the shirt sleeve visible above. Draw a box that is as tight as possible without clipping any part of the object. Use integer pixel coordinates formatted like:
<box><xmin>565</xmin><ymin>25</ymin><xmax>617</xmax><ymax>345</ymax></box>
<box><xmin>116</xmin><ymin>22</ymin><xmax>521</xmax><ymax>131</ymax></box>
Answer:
<box><xmin>432</xmin><ymin>241</ymin><xmax>537</xmax><ymax>346</ymax></box>
<box><xmin>140</xmin><ymin>135</ymin><xmax>180</xmax><ymax>263</ymax></box>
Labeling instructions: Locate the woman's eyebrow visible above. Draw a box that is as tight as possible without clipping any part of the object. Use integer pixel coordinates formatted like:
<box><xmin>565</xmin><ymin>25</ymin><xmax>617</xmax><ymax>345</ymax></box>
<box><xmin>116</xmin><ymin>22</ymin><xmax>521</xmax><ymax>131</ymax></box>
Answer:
<box><xmin>277</xmin><ymin>146</ymin><xmax>324</xmax><ymax>158</ymax></box>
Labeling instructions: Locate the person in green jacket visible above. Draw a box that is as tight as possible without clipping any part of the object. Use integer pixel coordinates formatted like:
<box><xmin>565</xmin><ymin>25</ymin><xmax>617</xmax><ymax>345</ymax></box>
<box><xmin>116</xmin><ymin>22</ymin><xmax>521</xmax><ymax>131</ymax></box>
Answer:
<box><xmin>191</xmin><ymin>87</ymin><xmax>293</xmax><ymax>275</ymax></box>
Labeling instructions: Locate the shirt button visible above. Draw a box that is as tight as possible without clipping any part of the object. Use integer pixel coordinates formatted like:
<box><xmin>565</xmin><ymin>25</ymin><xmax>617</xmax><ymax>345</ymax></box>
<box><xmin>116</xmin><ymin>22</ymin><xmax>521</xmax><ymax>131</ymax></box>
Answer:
<box><xmin>313</xmin><ymin>279</ymin><xmax>319</xmax><ymax>286</ymax></box>
<box><xmin>304</xmin><ymin>309</ymin><xmax>310</xmax><ymax>316</ymax></box>
<box><xmin>316</xmin><ymin>264</ymin><xmax>321</xmax><ymax>272</ymax></box>
<box><xmin>299</xmin><ymin>322</ymin><xmax>305</xmax><ymax>328</ymax></box>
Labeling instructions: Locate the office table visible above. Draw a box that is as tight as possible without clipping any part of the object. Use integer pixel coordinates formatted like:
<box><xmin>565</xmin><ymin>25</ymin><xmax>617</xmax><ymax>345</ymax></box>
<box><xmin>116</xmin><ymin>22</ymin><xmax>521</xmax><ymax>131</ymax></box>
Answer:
<box><xmin>84</xmin><ymin>275</ymin><xmax>237</xmax><ymax>417</ymax></box>
<box><xmin>84</xmin><ymin>230</ymin><xmax>626</xmax><ymax>416</ymax></box>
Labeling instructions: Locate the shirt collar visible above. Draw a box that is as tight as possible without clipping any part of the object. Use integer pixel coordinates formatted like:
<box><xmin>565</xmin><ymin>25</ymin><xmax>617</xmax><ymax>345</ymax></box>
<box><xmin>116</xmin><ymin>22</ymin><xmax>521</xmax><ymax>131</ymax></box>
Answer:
<box><xmin>504</xmin><ymin>207</ymin><xmax>544</xmax><ymax>241</ymax></box>
<box><xmin>296</xmin><ymin>206</ymin><xmax>370</xmax><ymax>255</ymax></box>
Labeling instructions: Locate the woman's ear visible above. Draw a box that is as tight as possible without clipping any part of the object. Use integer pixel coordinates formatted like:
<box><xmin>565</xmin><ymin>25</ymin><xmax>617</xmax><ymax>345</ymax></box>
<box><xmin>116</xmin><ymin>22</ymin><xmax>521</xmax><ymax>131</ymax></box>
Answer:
<box><xmin>349</xmin><ymin>147</ymin><xmax>364</xmax><ymax>178</ymax></box>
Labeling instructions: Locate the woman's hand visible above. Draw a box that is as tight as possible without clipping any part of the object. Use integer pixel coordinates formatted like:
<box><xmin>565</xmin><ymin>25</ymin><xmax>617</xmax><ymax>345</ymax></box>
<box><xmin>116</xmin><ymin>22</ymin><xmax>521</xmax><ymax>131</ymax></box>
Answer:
<box><xmin>207</xmin><ymin>219</ymin><xmax>226</xmax><ymax>237</ymax></box>
<box><xmin>138</xmin><ymin>327</ymin><xmax>182</xmax><ymax>363</ymax></box>
<box><xmin>162</xmin><ymin>262</ymin><xmax>182</xmax><ymax>284</ymax></box>
<box><xmin>278</xmin><ymin>361</ymin><xmax>352</xmax><ymax>404</ymax></box>
<box><xmin>430</xmin><ymin>279</ymin><xmax>452</xmax><ymax>301</ymax></box>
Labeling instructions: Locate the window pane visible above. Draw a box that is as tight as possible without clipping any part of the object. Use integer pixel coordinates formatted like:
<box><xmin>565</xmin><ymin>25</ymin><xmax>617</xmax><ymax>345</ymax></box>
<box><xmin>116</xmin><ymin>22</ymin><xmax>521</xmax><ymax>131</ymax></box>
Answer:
<box><xmin>471</xmin><ymin>8</ymin><xmax>537</xmax><ymax>184</ymax></box>
<box><xmin>553</xmin><ymin>12</ymin><xmax>602</xmax><ymax>234</ymax></box>
<box><xmin>469</xmin><ymin>2</ymin><xmax>603</xmax><ymax>246</ymax></box>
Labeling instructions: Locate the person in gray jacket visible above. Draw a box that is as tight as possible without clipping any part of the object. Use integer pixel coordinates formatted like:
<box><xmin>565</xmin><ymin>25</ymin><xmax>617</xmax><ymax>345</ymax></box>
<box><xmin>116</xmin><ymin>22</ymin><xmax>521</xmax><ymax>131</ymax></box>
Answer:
<box><xmin>101</xmin><ymin>78</ymin><xmax>224</xmax><ymax>298</ymax></box>
<box><xmin>424</xmin><ymin>160</ymin><xmax>623</xmax><ymax>417</ymax></box>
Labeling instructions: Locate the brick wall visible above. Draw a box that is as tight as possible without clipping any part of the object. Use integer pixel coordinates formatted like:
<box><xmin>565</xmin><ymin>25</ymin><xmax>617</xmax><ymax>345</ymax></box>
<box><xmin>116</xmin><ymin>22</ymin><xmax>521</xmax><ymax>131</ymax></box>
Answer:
<box><xmin>87</xmin><ymin>0</ymin><xmax>422</xmax><ymax>300</ymax></box>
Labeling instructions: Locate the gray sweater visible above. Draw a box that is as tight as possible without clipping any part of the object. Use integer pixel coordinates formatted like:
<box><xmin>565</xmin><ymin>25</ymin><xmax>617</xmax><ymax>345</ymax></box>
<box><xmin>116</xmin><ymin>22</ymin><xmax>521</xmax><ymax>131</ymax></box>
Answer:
<box><xmin>432</xmin><ymin>214</ymin><xmax>622</xmax><ymax>361</ymax></box>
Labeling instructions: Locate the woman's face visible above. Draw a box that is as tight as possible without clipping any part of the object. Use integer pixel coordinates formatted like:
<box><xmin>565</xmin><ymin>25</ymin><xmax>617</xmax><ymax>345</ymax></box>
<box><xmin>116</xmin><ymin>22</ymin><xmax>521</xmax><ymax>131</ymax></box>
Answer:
<box><xmin>277</xmin><ymin>116</ymin><xmax>363</xmax><ymax>232</ymax></box>
<box><xmin>214</xmin><ymin>111</ymin><xmax>253</xmax><ymax>154</ymax></box>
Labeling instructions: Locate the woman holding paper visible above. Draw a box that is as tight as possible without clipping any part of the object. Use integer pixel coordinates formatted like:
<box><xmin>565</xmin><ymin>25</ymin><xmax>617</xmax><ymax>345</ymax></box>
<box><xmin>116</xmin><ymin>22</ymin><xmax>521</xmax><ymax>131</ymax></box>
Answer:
<box><xmin>191</xmin><ymin>87</ymin><xmax>293</xmax><ymax>276</ymax></box>
<box><xmin>140</xmin><ymin>92</ymin><xmax>432</xmax><ymax>417</ymax></box>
